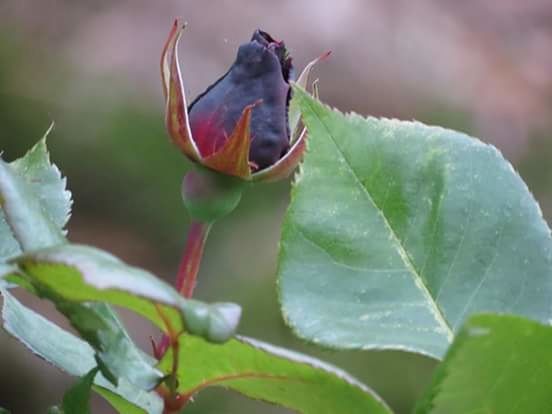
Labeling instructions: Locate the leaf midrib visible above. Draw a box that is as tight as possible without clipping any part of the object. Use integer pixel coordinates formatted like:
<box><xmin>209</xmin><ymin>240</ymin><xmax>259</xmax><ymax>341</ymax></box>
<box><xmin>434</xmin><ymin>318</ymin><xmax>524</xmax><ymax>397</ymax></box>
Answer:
<box><xmin>303</xmin><ymin>100</ymin><xmax>454</xmax><ymax>342</ymax></box>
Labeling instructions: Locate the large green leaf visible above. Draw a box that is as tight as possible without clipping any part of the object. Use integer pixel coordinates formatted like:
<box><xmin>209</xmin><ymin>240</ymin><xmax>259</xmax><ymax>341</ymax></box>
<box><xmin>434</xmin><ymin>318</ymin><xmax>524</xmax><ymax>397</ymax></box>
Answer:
<box><xmin>0</xmin><ymin>289</ymin><xmax>162</xmax><ymax>414</ymax></box>
<box><xmin>415</xmin><ymin>314</ymin><xmax>552</xmax><ymax>413</ymax></box>
<box><xmin>10</xmin><ymin>244</ymin><xmax>241</xmax><ymax>343</ymax></box>
<box><xmin>0</xmin><ymin>128</ymin><xmax>70</xmax><ymax>259</ymax></box>
<box><xmin>279</xmin><ymin>86</ymin><xmax>552</xmax><ymax>358</ymax></box>
<box><xmin>158</xmin><ymin>334</ymin><xmax>392</xmax><ymax>414</ymax></box>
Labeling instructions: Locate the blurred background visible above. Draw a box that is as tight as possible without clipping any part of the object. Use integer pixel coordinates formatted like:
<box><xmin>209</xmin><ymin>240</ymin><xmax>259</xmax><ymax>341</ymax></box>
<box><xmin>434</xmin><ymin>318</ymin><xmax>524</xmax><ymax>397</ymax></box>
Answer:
<box><xmin>1</xmin><ymin>0</ymin><xmax>551</xmax><ymax>413</ymax></box>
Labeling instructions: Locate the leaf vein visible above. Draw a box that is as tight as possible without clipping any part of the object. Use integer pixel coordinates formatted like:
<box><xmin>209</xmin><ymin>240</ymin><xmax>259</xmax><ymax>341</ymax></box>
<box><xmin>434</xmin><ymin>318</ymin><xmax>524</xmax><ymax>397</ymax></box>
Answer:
<box><xmin>303</xmin><ymin>99</ymin><xmax>454</xmax><ymax>342</ymax></box>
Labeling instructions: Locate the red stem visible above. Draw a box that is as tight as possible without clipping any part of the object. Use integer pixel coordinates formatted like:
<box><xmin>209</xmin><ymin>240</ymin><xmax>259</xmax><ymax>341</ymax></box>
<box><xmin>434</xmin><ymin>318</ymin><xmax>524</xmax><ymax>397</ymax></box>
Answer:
<box><xmin>175</xmin><ymin>221</ymin><xmax>212</xmax><ymax>298</ymax></box>
<box><xmin>154</xmin><ymin>220</ymin><xmax>211</xmax><ymax>359</ymax></box>
<box><xmin>155</xmin><ymin>221</ymin><xmax>212</xmax><ymax>411</ymax></box>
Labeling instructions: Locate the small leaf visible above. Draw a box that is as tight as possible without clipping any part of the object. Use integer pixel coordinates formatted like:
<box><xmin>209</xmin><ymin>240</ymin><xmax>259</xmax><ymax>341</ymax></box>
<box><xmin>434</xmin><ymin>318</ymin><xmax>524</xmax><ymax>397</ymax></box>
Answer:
<box><xmin>49</xmin><ymin>299</ymin><xmax>163</xmax><ymax>390</ymax></box>
<box><xmin>0</xmin><ymin>159</ymin><xmax>65</xmax><ymax>251</ymax></box>
<box><xmin>11</xmin><ymin>244</ymin><xmax>240</xmax><ymax>342</ymax></box>
<box><xmin>94</xmin><ymin>388</ymin><xmax>147</xmax><ymax>414</ymax></box>
<box><xmin>10</xmin><ymin>128</ymin><xmax>72</xmax><ymax>232</ymax></box>
<box><xmin>88</xmin><ymin>302</ymin><xmax>163</xmax><ymax>389</ymax></box>
<box><xmin>0</xmin><ymin>289</ymin><xmax>163</xmax><ymax>414</ymax></box>
<box><xmin>61</xmin><ymin>367</ymin><xmax>99</xmax><ymax>414</ymax></box>
<box><xmin>158</xmin><ymin>335</ymin><xmax>392</xmax><ymax>414</ymax></box>
<box><xmin>0</xmin><ymin>129</ymin><xmax>71</xmax><ymax>258</ymax></box>
<box><xmin>0</xmin><ymin>128</ymin><xmax>71</xmax><ymax>262</ymax></box>
<box><xmin>278</xmin><ymin>86</ymin><xmax>552</xmax><ymax>358</ymax></box>
<box><xmin>415</xmin><ymin>314</ymin><xmax>552</xmax><ymax>414</ymax></box>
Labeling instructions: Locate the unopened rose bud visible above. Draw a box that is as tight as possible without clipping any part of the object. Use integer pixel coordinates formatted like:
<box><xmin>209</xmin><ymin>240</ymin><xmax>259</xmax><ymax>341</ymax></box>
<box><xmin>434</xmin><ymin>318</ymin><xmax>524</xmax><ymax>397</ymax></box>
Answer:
<box><xmin>161</xmin><ymin>19</ymin><xmax>328</xmax><ymax>183</ymax></box>
<box><xmin>189</xmin><ymin>30</ymin><xmax>292</xmax><ymax>170</ymax></box>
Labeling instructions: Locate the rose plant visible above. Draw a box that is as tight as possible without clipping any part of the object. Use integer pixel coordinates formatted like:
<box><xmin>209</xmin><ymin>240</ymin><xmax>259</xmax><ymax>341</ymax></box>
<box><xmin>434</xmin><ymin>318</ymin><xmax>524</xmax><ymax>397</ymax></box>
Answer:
<box><xmin>1</xmin><ymin>18</ymin><xmax>552</xmax><ymax>414</ymax></box>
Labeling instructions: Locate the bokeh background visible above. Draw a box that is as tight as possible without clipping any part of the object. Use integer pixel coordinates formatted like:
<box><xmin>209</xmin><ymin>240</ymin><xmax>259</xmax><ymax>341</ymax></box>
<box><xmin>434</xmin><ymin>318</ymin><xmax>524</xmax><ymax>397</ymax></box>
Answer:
<box><xmin>1</xmin><ymin>0</ymin><xmax>551</xmax><ymax>413</ymax></box>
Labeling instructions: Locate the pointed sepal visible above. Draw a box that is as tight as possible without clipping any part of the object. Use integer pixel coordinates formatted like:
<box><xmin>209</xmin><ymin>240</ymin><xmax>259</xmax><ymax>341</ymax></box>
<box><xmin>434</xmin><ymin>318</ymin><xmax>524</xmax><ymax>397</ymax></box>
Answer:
<box><xmin>202</xmin><ymin>104</ymin><xmax>256</xmax><ymax>180</ymax></box>
<box><xmin>162</xmin><ymin>19</ymin><xmax>202</xmax><ymax>162</ymax></box>
<box><xmin>289</xmin><ymin>51</ymin><xmax>331</xmax><ymax>143</ymax></box>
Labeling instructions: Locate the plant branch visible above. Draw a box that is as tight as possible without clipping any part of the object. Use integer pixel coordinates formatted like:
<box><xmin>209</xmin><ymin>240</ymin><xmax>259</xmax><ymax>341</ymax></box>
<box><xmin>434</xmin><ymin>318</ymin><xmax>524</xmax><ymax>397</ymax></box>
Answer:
<box><xmin>176</xmin><ymin>221</ymin><xmax>212</xmax><ymax>298</ymax></box>
<box><xmin>154</xmin><ymin>304</ymin><xmax>185</xmax><ymax>413</ymax></box>
<box><xmin>153</xmin><ymin>220</ymin><xmax>212</xmax><ymax>360</ymax></box>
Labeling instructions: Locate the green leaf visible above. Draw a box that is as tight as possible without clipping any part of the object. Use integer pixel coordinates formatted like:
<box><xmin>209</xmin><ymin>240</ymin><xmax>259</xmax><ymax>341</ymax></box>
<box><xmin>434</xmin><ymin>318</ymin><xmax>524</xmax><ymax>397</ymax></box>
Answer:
<box><xmin>10</xmin><ymin>128</ymin><xmax>72</xmax><ymax>232</ymax></box>
<box><xmin>89</xmin><ymin>302</ymin><xmax>159</xmax><ymax>368</ymax></box>
<box><xmin>0</xmin><ymin>213</ymin><xmax>19</xmax><ymax>263</ymax></box>
<box><xmin>52</xmin><ymin>299</ymin><xmax>163</xmax><ymax>390</ymax></box>
<box><xmin>94</xmin><ymin>387</ymin><xmax>147</xmax><ymax>414</ymax></box>
<box><xmin>415</xmin><ymin>314</ymin><xmax>552</xmax><ymax>414</ymax></box>
<box><xmin>61</xmin><ymin>367</ymin><xmax>99</xmax><ymax>414</ymax></box>
<box><xmin>0</xmin><ymin>407</ymin><xmax>11</xmax><ymax>414</ymax></box>
<box><xmin>11</xmin><ymin>244</ymin><xmax>241</xmax><ymax>343</ymax></box>
<box><xmin>0</xmin><ymin>289</ymin><xmax>163</xmax><ymax>414</ymax></box>
<box><xmin>0</xmin><ymin>131</ymin><xmax>72</xmax><ymax>282</ymax></box>
<box><xmin>0</xmin><ymin>128</ymin><xmax>71</xmax><ymax>260</ymax></box>
<box><xmin>0</xmin><ymin>138</ymin><xmax>167</xmax><ymax>394</ymax></box>
<box><xmin>0</xmin><ymin>137</ymin><xmax>154</xmax><ymax>406</ymax></box>
<box><xmin>279</xmin><ymin>86</ymin><xmax>552</xmax><ymax>358</ymax></box>
<box><xmin>159</xmin><ymin>335</ymin><xmax>392</xmax><ymax>414</ymax></box>
<box><xmin>0</xmin><ymin>155</ymin><xmax>65</xmax><ymax>252</ymax></box>
<box><xmin>0</xmin><ymin>140</ymin><xmax>162</xmax><ymax>389</ymax></box>
<box><xmin>0</xmin><ymin>263</ymin><xmax>16</xmax><ymax>287</ymax></box>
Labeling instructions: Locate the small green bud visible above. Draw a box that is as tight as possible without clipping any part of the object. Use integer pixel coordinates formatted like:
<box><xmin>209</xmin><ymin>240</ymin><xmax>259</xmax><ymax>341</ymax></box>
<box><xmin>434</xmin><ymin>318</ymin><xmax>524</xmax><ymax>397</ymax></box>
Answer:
<box><xmin>181</xmin><ymin>166</ymin><xmax>246</xmax><ymax>222</ymax></box>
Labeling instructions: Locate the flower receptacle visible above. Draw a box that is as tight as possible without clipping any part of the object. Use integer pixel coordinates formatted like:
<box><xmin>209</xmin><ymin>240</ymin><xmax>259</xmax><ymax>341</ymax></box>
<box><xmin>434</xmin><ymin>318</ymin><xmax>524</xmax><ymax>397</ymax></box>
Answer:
<box><xmin>181</xmin><ymin>166</ymin><xmax>247</xmax><ymax>223</ymax></box>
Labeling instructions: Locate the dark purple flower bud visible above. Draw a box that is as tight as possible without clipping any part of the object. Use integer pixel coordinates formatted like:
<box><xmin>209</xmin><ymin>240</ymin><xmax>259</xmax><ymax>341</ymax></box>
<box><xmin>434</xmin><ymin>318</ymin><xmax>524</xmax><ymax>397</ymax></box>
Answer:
<box><xmin>188</xmin><ymin>30</ymin><xmax>293</xmax><ymax>170</ymax></box>
<box><xmin>161</xmin><ymin>19</ymin><xmax>327</xmax><ymax>181</ymax></box>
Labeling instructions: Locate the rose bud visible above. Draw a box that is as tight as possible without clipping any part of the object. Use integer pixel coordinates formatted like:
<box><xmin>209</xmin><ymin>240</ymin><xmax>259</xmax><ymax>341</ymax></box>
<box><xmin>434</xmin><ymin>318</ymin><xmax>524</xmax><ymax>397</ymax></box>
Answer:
<box><xmin>189</xmin><ymin>29</ymin><xmax>293</xmax><ymax>170</ymax></box>
<box><xmin>161</xmin><ymin>19</ymin><xmax>329</xmax><ymax>182</ymax></box>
